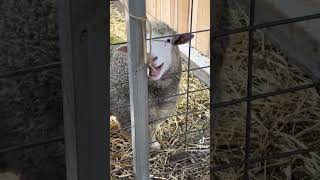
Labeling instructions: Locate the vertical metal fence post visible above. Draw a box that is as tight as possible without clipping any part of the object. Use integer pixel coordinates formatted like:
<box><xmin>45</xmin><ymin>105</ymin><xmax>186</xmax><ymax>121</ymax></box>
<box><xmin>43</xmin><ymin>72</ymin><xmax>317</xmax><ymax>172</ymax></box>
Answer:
<box><xmin>57</xmin><ymin>0</ymin><xmax>108</xmax><ymax>179</ymax></box>
<box><xmin>125</xmin><ymin>0</ymin><xmax>150</xmax><ymax>179</ymax></box>
<box><xmin>244</xmin><ymin>0</ymin><xmax>256</xmax><ymax>178</ymax></box>
<box><xmin>210</xmin><ymin>0</ymin><xmax>230</xmax><ymax>177</ymax></box>
<box><xmin>210</xmin><ymin>0</ymin><xmax>218</xmax><ymax>177</ymax></box>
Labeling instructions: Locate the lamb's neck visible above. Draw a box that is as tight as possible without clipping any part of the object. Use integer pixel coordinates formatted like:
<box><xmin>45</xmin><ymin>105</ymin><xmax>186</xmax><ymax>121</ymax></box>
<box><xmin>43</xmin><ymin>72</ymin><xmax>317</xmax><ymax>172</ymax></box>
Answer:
<box><xmin>148</xmin><ymin>78</ymin><xmax>178</xmax><ymax>100</ymax></box>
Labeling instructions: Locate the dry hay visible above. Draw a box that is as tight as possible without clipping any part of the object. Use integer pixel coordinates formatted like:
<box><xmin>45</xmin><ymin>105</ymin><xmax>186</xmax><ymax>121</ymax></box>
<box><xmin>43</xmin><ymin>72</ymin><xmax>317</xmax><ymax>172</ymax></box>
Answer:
<box><xmin>110</xmin><ymin>2</ymin><xmax>127</xmax><ymax>44</ymax></box>
<box><xmin>110</xmin><ymin>2</ymin><xmax>320</xmax><ymax>180</ymax></box>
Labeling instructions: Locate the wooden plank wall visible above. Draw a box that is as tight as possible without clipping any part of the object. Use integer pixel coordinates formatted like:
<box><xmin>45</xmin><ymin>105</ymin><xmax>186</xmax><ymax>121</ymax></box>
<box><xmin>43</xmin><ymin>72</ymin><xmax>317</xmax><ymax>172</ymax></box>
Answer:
<box><xmin>146</xmin><ymin>0</ymin><xmax>210</xmax><ymax>57</ymax></box>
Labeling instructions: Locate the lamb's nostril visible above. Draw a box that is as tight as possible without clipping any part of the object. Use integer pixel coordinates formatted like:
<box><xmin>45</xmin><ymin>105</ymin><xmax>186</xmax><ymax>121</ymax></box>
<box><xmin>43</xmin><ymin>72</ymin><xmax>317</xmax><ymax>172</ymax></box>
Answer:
<box><xmin>153</xmin><ymin>57</ymin><xmax>158</xmax><ymax>61</ymax></box>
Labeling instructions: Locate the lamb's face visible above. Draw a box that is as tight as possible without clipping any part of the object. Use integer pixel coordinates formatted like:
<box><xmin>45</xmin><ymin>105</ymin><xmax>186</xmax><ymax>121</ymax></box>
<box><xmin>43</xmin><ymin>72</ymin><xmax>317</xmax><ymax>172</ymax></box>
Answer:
<box><xmin>146</xmin><ymin>38</ymin><xmax>174</xmax><ymax>81</ymax></box>
<box><xmin>116</xmin><ymin>33</ymin><xmax>194</xmax><ymax>81</ymax></box>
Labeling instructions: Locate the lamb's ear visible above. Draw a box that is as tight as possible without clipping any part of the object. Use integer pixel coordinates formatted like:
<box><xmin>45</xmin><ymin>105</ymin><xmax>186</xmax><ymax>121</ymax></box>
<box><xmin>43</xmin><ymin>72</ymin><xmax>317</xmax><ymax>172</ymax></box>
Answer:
<box><xmin>116</xmin><ymin>45</ymin><xmax>128</xmax><ymax>53</ymax></box>
<box><xmin>171</xmin><ymin>34</ymin><xmax>194</xmax><ymax>45</ymax></box>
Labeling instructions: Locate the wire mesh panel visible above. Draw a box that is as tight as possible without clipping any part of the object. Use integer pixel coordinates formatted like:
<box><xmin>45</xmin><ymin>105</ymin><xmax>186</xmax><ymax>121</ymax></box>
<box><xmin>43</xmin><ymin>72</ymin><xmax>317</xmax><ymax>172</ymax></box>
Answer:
<box><xmin>211</xmin><ymin>0</ymin><xmax>320</xmax><ymax>179</ymax></box>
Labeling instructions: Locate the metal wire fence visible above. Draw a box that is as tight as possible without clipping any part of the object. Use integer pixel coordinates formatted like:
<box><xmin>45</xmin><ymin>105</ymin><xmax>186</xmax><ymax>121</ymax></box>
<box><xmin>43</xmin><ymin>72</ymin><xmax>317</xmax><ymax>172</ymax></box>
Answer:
<box><xmin>210</xmin><ymin>0</ymin><xmax>320</xmax><ymax>179</ymax></box>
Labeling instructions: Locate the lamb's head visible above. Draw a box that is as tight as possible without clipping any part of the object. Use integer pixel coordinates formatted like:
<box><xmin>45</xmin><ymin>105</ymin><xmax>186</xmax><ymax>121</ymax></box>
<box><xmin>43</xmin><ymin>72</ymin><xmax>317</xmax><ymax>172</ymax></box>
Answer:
<box><xmin>116</xmin><ymin>33</ymin><xmax>194</xmax><ymax>81</ymax></box>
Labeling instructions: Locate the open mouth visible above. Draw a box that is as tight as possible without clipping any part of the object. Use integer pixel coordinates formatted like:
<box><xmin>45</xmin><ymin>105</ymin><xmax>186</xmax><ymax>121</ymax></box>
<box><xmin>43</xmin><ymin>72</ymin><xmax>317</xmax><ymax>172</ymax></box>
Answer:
<box><xmin>148</xmin><ymin>63</ymin><xmax>164</xmax><ymax>78</ymax></box>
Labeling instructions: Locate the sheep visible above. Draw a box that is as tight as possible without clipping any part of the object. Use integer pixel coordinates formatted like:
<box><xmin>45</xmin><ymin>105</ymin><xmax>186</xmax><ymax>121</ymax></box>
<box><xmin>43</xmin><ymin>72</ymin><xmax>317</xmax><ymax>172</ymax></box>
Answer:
<box><xmin>110</xmin><ymin>21</ymin><xmax>194</xmax><ymax>149</ymax></box>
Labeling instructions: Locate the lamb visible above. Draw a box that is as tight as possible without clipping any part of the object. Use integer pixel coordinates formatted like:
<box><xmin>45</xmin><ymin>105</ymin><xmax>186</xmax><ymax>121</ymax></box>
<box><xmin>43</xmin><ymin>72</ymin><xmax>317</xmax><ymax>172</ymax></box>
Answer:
<box><xmin>110</xmin><ymin>21</ymin><xmax>194</xmax><ymax>149</ymax></box>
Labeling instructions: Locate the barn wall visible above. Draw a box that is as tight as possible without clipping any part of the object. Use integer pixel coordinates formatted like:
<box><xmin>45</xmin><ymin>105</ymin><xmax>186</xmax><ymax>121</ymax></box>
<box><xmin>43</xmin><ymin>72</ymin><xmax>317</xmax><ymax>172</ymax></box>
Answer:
<box><xmin>146</xmin><ymin>0</ymin><xmax>210</xmax><ymax>57</ymax></box>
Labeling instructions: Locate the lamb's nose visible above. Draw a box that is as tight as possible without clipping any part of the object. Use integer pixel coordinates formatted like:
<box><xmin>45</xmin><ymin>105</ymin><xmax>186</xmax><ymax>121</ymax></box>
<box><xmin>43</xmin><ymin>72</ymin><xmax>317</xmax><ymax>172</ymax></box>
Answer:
<box><xmin>152</xmin><ymin>56</ymin><xmax>158</xmax><ymax>61</ymax></box>
<box><xmin>149</xmin><ymin>56</ymin><xmax>158</xmax><ymax>64</ymax></box>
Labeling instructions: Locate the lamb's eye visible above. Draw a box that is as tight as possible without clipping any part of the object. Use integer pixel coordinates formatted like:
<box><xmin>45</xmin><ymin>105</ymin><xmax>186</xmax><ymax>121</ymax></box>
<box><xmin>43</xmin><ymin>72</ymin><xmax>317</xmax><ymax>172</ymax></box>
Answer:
<box><xmin>166</xmin><ymin>39</ymin><xmax>171</xmax><ymax>43</ymax></box>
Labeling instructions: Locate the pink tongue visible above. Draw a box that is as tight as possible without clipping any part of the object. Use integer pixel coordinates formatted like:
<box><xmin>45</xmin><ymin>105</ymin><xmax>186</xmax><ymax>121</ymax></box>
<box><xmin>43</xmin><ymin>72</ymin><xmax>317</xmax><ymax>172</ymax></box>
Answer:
<box><xmin>151</xmin><ymin>68</ymin><xmax>160</xmax><ymax>76</ymax></box>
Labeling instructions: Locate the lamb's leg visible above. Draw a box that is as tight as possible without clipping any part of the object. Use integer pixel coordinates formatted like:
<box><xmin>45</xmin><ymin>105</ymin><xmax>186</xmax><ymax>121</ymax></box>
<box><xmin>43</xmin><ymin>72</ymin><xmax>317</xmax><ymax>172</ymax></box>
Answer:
<box><xmin>111</xmin><ymin>114</ymin><xmax>161</xmax><ymax>150</ymax></box>
<box><xmin>149</xmin><ymin>123</ymin><xmax>161</xmax><ymax>150</ymax></box>
<box><xmin>110</xmin><ymin>115</ymin><xmax>121</xmax><ymax>130</ymax></box>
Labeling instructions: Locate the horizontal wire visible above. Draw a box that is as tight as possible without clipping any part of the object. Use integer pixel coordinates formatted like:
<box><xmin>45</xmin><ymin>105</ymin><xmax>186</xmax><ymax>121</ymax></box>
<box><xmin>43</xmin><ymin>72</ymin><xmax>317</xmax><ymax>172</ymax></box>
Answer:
<box><xmin>149</xmin><ymin>127</ymin><xmax>209</xmax><ymax>147</ymax></box>
<box><xmin>110</xmin><ymin>107</ymin><xmax>209</xmax><ymax>133</ymax></box>
<box><xmin>111</xmin><ymin>29</ymin><xmax>210</xmax><ymax>46</ymax></box>
<box><xmin>175</xmin><ymin>65</ymin><xmax>210</xmax><ymax>75</ymax></box>
<box><xmin>213</xmin><ymin>81</ymin><xmax>320</xmax><ymax>108</ymax></box>
<box><xmin>150</xmin><ymin>107</ymin><xmax>209</xmax><ymax>123</ymax></box>
<box><xmin>250</xmin><ymin>145</ymin><xmax>320</xmax><ymax>164</ymax></box>
<box><xmin>110</xmin><ymin>65</ymin><xmax>210</xmax><ymax>87</ymax></box>
<box><xmin>110</xmin><ymin>87</ymin><xmax>209</xmax><ymax>111</ymax></box>
<box><xmin>0</xmin><ymin>136</ymin><xmax>64</xmax><ymax>154</ymax></box>
<box><xmin>111</xmin><ymin>153</ymin><xmax>209</xmax><ymax>176</ymax></box>
<box><xmin>110</xmin><ymin>104</ymin><xmax>131</xmax><ymax>111</ymax></box>
<box><xmin>0</xmin><ymin>62</ymin><xmax>62</xmax><ymax>79</ymax></box>
<box><xmin>183</xmin><ymin>160</ymin><xmax>209</xmax><ymax>170</ymax></box>
<box><xmin>110</xmin><ymin>81</ymin><xmax>130</xmax><ymax>87</ymax></box>
<box><xmin>113</xmin><ymin>145</ymin><xmax>319</xmax><ymax>174</ymax></box>
<box><xmin>147</xmin><ymin>119</ymin><xmax>210</xmax><ymax>145</ymax></box>
<box><xmin>112</xmin><ymin>139</ymin><xmax>208</xmax><ymax>175</ymax></box>
<box><xmin>161</xmin><ymin>161</ymin><xmax>209</xmax><ymax>174</ymax></box>
<box><xmin>148</xmin><ymin>88</ymin><xmax>209</xmax><ymax>102</ymax></box>
<box><xmin>111</xmin><ymin>127</ymin><xmax>210</xmax><ymax>164</ymax></box>
<box><xmin>161</xmin><ymin>150</ymin><xmax>209</xmax><ymax>168</ymax></box>
<box><xmin>182</xmin><ymin>168</ymin><xmax>209</xmax><ymax>178</ymax></box>
<box><xmin>211</xmin><ymin>145</ymin><xmax>320</xmax><ymax>171</ymax></box>
<box><xmin>150</xmin><ymin>80</ymin><xmax>319</xmax><ymax>106</ymax></box>
<box><xmin>213</xmin><ymin>13</ymin><xmax>320</xmax><ymax>39</ymax></box>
